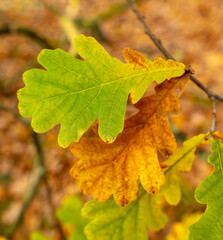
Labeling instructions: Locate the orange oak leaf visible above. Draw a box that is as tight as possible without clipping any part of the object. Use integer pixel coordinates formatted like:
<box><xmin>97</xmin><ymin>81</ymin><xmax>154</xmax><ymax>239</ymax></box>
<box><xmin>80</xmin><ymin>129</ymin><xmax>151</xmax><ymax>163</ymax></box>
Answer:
<box><xmin>213</xmin><ymin>131</ymin><xmax>223</xmax><ymax>140</ymax></box>
<box><xmin>70</xmin><ymin>75</ymin><xmax>189</xmax><ymax>206</ymax></box>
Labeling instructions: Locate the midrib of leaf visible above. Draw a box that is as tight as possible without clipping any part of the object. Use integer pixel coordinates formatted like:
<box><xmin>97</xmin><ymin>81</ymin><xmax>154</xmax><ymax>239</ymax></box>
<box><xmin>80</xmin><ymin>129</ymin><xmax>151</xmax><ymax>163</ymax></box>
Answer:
<box><xmin>72</xmin><ymin>86</ymin><xmax>102</xmax><ymax>127</ymax></box>
<box><xmin>116</xmin><ymin>192</ymin><xmax>146</xmax><ymax>240</ymax></box>
<box><xmin>199</xmin><ymin>176</ymin><xmax>222</xmax><ymax>199</ymax></box>
<box><xmin>31</xmin><ymin>86</ymin><xmax>102</xmax><ymax>126</ymax></box>
<box><xmin>147</xmin><ymin>195</ymin><xmax>160</xmax><ymax>228</ymax></box>
<box><xmin>52</xmin><ymin>87</ymin><xmax>103</xmax><ymax>136</ymax></box>
<box><xmin>43</xmin><ymin>54</ymin><xmax>184</xmax><ymax>97</ymax></box>
<box><xmin>128</xmin><ymin>79</ymin><xmax>181</xmax><ymax>132</ymax></box>
<box><xmin>90</xmin><ymin>205</ymin><xmax>134</xmax><ymax>235</ymax></box>
<box><xmin>132</xmin><ymin>195</ymin><xmax>141</xmax><ymax>238</ymax></box>
<box><xmin>164</xmin><ymin>144</ymin><xmax>198</xmax><ymax>174</ymax></box>
<box><xmin>31</xmin><ymin>54</ymin><xmax>185</xmax><ymax>131</ymax></box>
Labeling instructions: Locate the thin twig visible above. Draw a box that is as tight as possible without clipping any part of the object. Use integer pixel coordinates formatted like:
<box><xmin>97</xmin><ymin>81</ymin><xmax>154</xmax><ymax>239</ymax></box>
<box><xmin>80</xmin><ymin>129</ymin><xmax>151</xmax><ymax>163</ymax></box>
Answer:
<box><xmin>33</xmin><ymin>132</ymin><xmax>66</xmax><ymax>240</ymax></box>
<box><xmin>210</xmin><ymin>97</ymin><xmax>217</xmax><ymax>133</ymax></box>
<box><xmin>44</xmin><ymin>178</ymin><xmax>66</xmax><ymax>240</ymax></box>
<box><xmin>127</xmin><ymin>0</ymin><xmax>223</xmax><ymax>103</ymax></box>
<box><xmin>0</xmin><ymin>25</ymin><xmax>54</xmax><ymax>49</ymax></box>
<box><xmin>189</xmin><ymin>75</ymin><xmax>223</xmax><ymax>101</ymax></box>
<box><xmin>6</xmin><ymin>131</ymin><xmax>45</xmax><ymax>239</ymax></box>
<box><xmin>6</xmin><ymin>169</ymin><xmax>45</xmax><ymax>239</ymax></box>
<box><xmin>0</xmin><ymin>104</ymin><xmax>65</xmax><ymax>240</ymax></box>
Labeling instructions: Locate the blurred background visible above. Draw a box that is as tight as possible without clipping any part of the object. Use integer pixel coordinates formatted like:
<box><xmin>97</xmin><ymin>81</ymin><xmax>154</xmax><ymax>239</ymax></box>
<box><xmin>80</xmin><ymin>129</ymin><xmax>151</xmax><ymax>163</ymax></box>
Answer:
<box><xmin>0</xmin><ymin>0</ymin><xmax>223</xmax><ymax>239</ymax></box>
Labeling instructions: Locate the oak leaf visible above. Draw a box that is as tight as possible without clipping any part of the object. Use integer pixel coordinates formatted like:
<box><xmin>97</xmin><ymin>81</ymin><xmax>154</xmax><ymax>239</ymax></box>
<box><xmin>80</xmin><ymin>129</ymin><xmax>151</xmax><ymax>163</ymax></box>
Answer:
<box><xmin>82</xmin><ymin>133</ymin><xmax>206</xmax><ymax>240</ymax></box>
<box><xmin>161</xmin><ymin>133</ymin><xmax>208</xmax><ymax>205</ymax></box>
<box><xmin>213</xmin><ymin>131</ymin><xmax>223</xmax><ymax>140</ymax></box>
<box><xmin>17</xmin><ymin>35</ymin><xmax>185</xmax><ymax>147</ymax></box>
<box><xmin>189</xmin><ymin>136</ymin><xmax>223</xmax><ymax>240</ymax></box>
<box><xmin>70</xmin><ymin>75</ymin><xmax>189</xmax><ymax>206</ymax></box>
<box><xmin>82</xmin><ymin>186</ymin><xmax>168</xmax><ymax>240</ymax></box>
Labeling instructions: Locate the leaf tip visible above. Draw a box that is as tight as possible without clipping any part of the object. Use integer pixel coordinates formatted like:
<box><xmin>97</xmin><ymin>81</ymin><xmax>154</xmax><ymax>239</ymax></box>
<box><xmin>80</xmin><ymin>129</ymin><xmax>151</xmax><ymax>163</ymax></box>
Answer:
<box><xmin>116</xmin><ymin>196</ymin><xmax>130</xmax><ymax>207</ymax></box>
<box><xmin>74</xmin><ymin>34</ymin><xmax>88</xmax><ymax>46</ymax></box>
<box><xmin>58</xmin><ymin>138</ymin><xmax>70</xmax><ymax>149</ymax></box>
<box><xmin>123</xmin><ymin>47</ymin><xmax>148</xmax><ymax>70</ymax></box>
<box><xmin>99</xmin><ymin>133</ymin><xmax>116</xmax><ymax>144</ymax></box>
<box><xmin>128</xmin><ymin>92</ymin><xmax>137</xmax><ymax>104</ymax></box>
<box><xmin>38</xmin><ymin>48</ymin><xmax>47</xmax><ymax>58</ymax></box>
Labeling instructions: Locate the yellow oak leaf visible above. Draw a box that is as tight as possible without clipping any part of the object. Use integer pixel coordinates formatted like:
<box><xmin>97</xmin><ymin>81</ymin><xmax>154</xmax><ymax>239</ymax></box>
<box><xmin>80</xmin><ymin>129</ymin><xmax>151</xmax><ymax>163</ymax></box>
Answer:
<box><xmin>70</xmin><ymin>75</ymin><xmax>189</xmax><ymax>206</ymax></box>
<box><xmin>122</xmin><ymin>47</ymin><xmax>185</xmax><ymax>103</ymax></box>
<box><xmin>166</xmin><ymin>213</ymin><xmax>202</xmax><ymax>240</ymax></box>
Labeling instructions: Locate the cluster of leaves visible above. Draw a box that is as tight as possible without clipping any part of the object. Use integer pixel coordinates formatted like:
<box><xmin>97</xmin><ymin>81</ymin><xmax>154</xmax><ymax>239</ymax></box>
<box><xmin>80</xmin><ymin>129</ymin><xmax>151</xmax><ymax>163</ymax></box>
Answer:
<box><xmin>17</xmin><ymin>35</ymin><xmax>223</xmax><ymax>239</ymax></box>
<box><xmin>82</xmin><ymin>133</ymin><xmax>207</xmax><ymax>240</ymax></box>
<box><xmin>18</xmin><ymin>34</ymin><xmax>186</xmax><ymax>206</ymax></box>
<box><xmin>29</xmin><ymin>133</ymin><xmax>223</xmax><ymax>240</ymax></box>
<box><xmin>17</xmin><ymin>35</ymin><xmax>185</xmax><ymax>148</ymax></box>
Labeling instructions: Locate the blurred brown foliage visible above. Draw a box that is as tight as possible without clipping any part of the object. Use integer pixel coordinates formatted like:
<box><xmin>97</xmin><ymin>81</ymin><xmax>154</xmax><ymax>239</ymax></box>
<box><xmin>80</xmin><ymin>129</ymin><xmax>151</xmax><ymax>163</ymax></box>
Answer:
<box><xmin>0</xmin><ymin>0</ymin><xmax>223</xmax><ymax>239</ymax></box>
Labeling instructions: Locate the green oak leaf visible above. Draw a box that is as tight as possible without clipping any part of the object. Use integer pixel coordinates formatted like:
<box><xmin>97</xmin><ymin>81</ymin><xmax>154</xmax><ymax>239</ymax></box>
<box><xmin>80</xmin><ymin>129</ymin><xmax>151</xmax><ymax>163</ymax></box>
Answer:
<box><xmin>82</xmin><ymin>134</ymin><xmax>208</xmax><ymax>240</ymax></box>
<box><xmin>17</xmin><ymin>34</ymin><xmax>185</xmax><ymax>147</ymax></box>
<box><xmin>56</xmin><ymin>196</ymin><xmax>87</xmax><ymax>240</ymax></box>
<box><xmin>161</xmin><ymin>133</ymin><xmax>207</xmax><ymax>205</ymax></box>
<box><xmin>189</xmin><ymin>137</ymin><xmax>223</xmax><ymax>240</ymax></box>
<box><xmin>82</xmin><ymin>186</ymin><xmax>168</xmax><ymax>240</ymax></box>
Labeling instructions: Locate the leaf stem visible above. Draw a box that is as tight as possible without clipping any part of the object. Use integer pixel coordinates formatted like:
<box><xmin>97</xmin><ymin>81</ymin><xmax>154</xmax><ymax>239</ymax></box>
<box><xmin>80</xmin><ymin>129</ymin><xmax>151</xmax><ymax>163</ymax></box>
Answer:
<box><xmin>126</xmin><ymin>0</ymin><xmax>223</xmax><ymax>103</ymax></box>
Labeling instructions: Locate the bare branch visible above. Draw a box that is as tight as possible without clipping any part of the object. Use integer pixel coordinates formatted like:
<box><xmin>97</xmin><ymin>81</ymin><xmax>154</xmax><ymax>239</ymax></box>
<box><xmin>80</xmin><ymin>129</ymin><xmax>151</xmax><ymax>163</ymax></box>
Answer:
<box><xmin>127</xmin><ymin>0</ymin><xmax>223</xmax><ymax>103</ymax></box>
<box><xmin>189</xmin><ymin>75</ymin><xmax>223</xmax><ymax>101</ymax></box>
<box><xmin>32</xmin><ymin>132</ymin><xmax>66</xmax><ymax>240</ymax></box>
<box><xmin>210</xmin><ymin>97</ymin><xmax>217</xmax><ymax>133</ymax></box>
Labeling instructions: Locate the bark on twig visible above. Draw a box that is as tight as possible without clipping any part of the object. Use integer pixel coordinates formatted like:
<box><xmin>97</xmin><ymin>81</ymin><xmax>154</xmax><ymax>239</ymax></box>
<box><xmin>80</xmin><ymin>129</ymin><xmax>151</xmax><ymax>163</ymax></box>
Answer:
<box><xmin>210</xmin><ymin>97</ymin><xmax>217</xmax><ymax>133</ymax></box>
<box><xmin>127</xmin><ymin>0</ymin><xmax>223</xmax><ymax>103</ymax></box>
